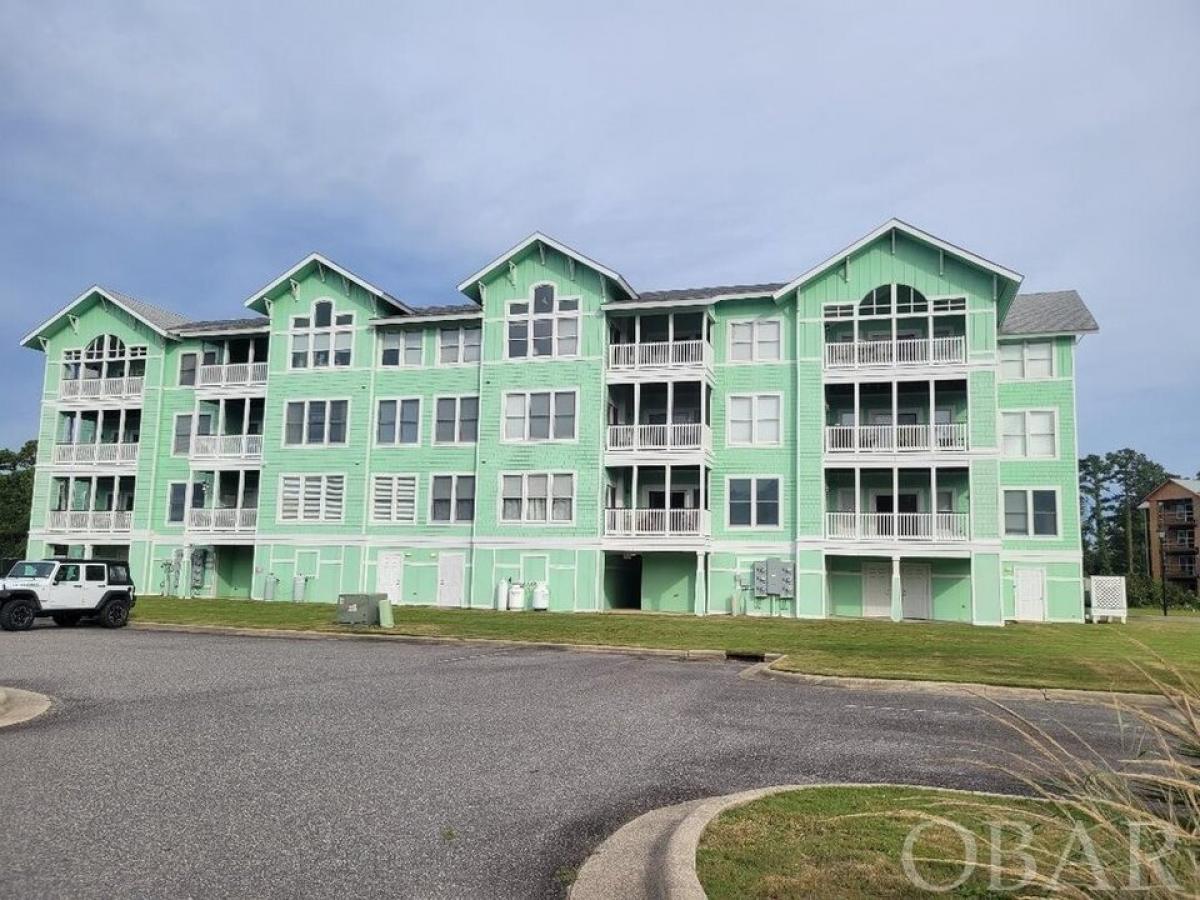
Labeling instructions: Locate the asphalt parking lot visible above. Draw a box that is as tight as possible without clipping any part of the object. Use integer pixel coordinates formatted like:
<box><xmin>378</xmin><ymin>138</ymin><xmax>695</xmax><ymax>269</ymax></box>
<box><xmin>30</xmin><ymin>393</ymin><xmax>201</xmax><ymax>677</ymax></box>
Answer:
<box><xmin>0</xmin><ymin>626</ymin><xmax>1134</xmax><ymax>899</ymax></box>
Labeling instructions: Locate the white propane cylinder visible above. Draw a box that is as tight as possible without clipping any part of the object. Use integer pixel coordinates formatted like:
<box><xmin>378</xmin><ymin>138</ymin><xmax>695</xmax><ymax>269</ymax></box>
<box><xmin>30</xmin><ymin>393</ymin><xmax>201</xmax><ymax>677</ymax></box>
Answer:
<box><xmin>532</xmin><ymin>581</ymin><xmax>550</xmax><ymax>611</ymax></box>
<box><xmin>507</xmin><ymin>582</ymin><xmax>526</xmax><ymax>611</ymax></box>
<box><xmin>495</xmin><ymin>577</ymin><xmax>510</xmax><ymax>610</ymax></box>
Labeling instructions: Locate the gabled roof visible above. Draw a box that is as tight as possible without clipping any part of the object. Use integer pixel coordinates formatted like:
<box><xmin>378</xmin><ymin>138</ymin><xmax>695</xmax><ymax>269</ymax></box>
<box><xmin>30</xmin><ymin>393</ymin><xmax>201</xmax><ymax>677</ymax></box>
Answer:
<box><xmin>1141</xmin><ymin>478</ymin><xmax>1200</xmax><ymax>506</ymax></box>
<box><xmin>244</xmin><ymin>252</ymin><xmax>415</xmax><ymax>315</ymax></box>
<box><xmin>20</xmin><ymin>285</ymin><xmax>190</xmax><ymax>348</ymax></box>
<box><xmin>999</xmin><ymin>290</ymin><xmax>1098</xmax><ymax>336</ymax></box>
<box><xmin>772</xmin><ymin>218</ymin><xmax>1023</xmax><ymax>301</ymax></box>
<box><xmin>457</xmin><ymin>232</ymin><xmax>636</xmax><ymax>302</ymax></box>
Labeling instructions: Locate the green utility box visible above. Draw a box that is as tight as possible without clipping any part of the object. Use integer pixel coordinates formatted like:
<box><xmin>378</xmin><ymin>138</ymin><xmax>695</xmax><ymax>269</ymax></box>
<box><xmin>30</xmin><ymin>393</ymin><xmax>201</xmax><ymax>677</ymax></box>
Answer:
<box><xmin>336</xmin><ymin>593</ymin><xmax>384</xmax><ymax>626</ymax></box>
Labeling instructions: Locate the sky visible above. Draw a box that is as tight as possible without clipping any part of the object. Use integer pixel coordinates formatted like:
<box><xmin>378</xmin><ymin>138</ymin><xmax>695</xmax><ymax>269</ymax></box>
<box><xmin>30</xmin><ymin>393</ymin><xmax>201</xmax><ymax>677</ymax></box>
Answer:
<box><xmin>0</xmin><ymin>0</ymin><xmax>1197</xmax><ymax>473</ymax></box>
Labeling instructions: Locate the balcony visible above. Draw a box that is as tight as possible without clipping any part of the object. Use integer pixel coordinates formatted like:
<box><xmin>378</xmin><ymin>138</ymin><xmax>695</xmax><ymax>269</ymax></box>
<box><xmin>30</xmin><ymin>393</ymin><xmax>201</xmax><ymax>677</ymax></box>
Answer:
<box><xmin>826</xmin><ymin>511</ymin><xmax>969</xmax><ymax>542</ymax></box>
<box><xmin>197</xmin><ymin>362</ymin><xmax>268</xmax><ymax>387</ymax></box>
<box><xmin>604</xmin><ymin>507</ymin><xmax>710</xmax><ymax>537</ymax></box>
<box><xmin>46</xmin><ymin>509</ymin><xmax>133</xmax><ymax>533</ymax></box>
<box><xmin>825</xmin><ymin>424</ymin><xmax>968</xmax><ymax>453</ymax></box>
<box><xmin>1161</xmin><ymin>508</ymin><xmax>1196</xmax><ymax>525</ymax></box>
<box><xmin>59</xmin><ymin>376</ymin><xmax>144</xmax><ymax>400</ymax></box>
<box><xmin>825</xmin><ymin>336</ymin><xmax>966</xmax><ymax>369</ymax></box>
<box><xmin>606</xmin><ymin>423</ymin><xmax>711</xmax><ymax>452</ymax></box>
<box><xmin>52</xmin><ymin>442</ymin><xmax>139</xmax><ymax>465</ymax></box>
<box><xmin>191</xmin><ymin>434</ymin><xmax>264</xmax><ymax>461</ymax></box>
<box><xmin>187</xmin><ymin>507</ymin><xmax>258</xmax><ymax>532</ymax></box>
<box><xmin>608</xmin><ymin>339</ymin><xmax>713</xmax><ymax>372</ymax></box>
<box><xmin>1164</xmin><ymin>556</ymin><xmax>1197</xmax><ymax>578</ymax></box>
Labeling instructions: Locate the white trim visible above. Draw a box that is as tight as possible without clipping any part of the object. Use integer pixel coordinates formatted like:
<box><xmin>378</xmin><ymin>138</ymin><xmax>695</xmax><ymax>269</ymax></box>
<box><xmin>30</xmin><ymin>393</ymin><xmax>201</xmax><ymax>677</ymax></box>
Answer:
<box><xmin>498</xmin><ymin>471</ymin><xmax>577</xmax><ymax>526</ymax></box>
<box><xmin>287</xmin><ymin>298</ymin><xmax>356</xmax><ymax>370</ymax></box>
<box><xmin>725</xmin><ymin>392</ymin><xmax>783</xmax><ymax>446</ymax></box>
<box><xmin>1001</xmin><ymin>486</ymin><xmax>1062</xmax><ymax>539</ymax></box>
<box><xmin>427</xmin><ymin>473</ymin><xmax>476</xmax><ymax>525</ymax></box>
<box><xmin>999</xmin><ymin>408</ymin><xmax>1059</xmax><ymax>459</ymax></box>
<box><xmin>504</xmin><ymin>282</ymin><xmax>582</xmax><ymax>361</ymax></box>
<box><xmin>500</xmin><ymin>389</ymin><xmax>579</xmax><ymax>443</ymax></box>
<box><xmin>724</xmin><ymin>475</ymin><xmax>785</xmax><ymax>530</ymax></box>
<box><xmin>369</xmin><ymin>473</ymin><xmax>419</xmax><ymax>524</ymax></box>
<box><xmin>435</xmin><ymin>322</ymin><xmax>482</xmax><ymax>366</ymax></box>
<box><xmin>431</xmin><ymin>395</ymin><xmax>479</xmax><ymax>445</ymax></box>
<box><xmin>772</xmin><ymin>218</ymin><xmax>1022</xmax><ymax>300</ymax></box>
<box><xmin>275</xmin><ymin>472</ymin><xmax>347</xmax><ymax>524</ymax></box>
<box><xmin>998</xmin><ymin>338</ymin><xmax>1056</xmax><ymax>381</ymax></box>
<box><xmin>280</xmin><ymin>397</ymin><xmax>352</xmax><ymax>448</ymax></box>
<box><xmin>456</xmin><ymin>231</ymin><xmax>636</xmax><ymax>300</ymax></box>
<box><xmin>373</xmin><ymin>396</ymin><xmax>422</xmax><ymax>447</ymax></box>
<box><xmin>21</xmin><ymin>286</ymin><xmax>184</xmax><ymax>347</ymax></box>
<box><xmin>371</xmin><ymin>311</ymin><xmax>481</xmax><ymax>326</ymax></box>
<box><xmin>726</xmin><ymin>317</ymin><xmax>783</xmax><ymax>363</ymax></box>
<box><xmin>244</xmin><ymin>252</ymin><xmax>412</xmax><ymax>314</ymax></box>
<box><xmin>378</xmin><ymin>328</ymin><xmax>424</xmax><ymax>368</ymax></box>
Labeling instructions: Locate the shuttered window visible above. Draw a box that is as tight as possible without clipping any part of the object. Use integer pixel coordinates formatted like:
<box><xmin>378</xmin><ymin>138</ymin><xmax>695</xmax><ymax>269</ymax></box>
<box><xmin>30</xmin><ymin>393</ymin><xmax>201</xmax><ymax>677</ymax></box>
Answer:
<box><xmin>278</xmin><ymin>474</ymin><xmax>345</xmax><ymax>522</ymax></box>
<box><xmin>372</xmin><ymin>475</ymin><xmax>417</xmax><ymax>523</ymax></box>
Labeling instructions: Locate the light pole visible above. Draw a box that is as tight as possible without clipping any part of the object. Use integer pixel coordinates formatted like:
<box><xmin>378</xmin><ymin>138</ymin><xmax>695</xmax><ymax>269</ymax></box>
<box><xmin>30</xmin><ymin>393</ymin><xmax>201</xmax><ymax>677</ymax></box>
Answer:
<box><xmin>1157</xmin><ymin>527</ymin><xmax>1168</xmax><ymax>617</ymax></box>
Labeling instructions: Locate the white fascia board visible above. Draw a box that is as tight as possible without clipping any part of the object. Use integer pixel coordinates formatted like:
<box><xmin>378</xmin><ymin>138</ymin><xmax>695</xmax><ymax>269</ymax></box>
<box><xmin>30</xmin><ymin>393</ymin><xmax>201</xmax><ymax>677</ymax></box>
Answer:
<box><xmin>370</xmin><ymin>311</ymin><xmax>483</xmax><ymax>325</ymax></box>
<box><xmin>456</xmin><ymin>232</ymin><xmax>637</xmax><ymax>300</ymax></box>
<box><xmin>243</xmin><ymin>252</ymin><xmax>413</xmax><ymax>314</ymax></box>
<box><xmin>772</xmin><ymin>218</ymin><xmax>1024</xmax><ymax>300</ymax></box>
<box><xmin>20</xmin><ymin>286</ymin><xmax>178</xmax><ymax>349</ymax></box>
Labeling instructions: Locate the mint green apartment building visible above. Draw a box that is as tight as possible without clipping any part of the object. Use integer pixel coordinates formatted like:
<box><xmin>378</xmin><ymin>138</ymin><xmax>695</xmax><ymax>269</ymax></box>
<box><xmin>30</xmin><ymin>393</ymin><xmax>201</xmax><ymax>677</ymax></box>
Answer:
<box><xmin>19</xmin><ymin>220</ymin><xmax>1098</xmax><ymax>624</ymax></box>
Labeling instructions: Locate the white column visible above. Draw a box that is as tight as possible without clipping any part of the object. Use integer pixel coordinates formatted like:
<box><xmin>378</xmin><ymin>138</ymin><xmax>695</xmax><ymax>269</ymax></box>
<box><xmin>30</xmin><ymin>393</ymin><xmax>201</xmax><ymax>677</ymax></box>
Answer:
<box><xmin>854</xmin><ymin>466</ymin><xmax>862</xmax><ymax>538</ymax></box>
<box><xmin>666</xmin><ymin>381</ymin><xmax>674</xmax><ymax>448</ymax></box>
<box><xmin>931</xmin><ymin>466</ymin><xmax>940</xmax><ymax>541</ymax></box>
<box><xmin>699</xmin><ymin>464</ymin><xmax>706</xmax><ymax>522</ymax></box>
<box><xmin>927</xmin><ymin>310</ymin><xmax>934</xmax><ymax>363</ymax></box>
<box><xmin>237</xmin><ymin>469</ymin><xmax>246</xmax><ymax>513</ymax></box>
<box><xmin>892</xmin><ymin>466</ymin><xmax>899</xmax><ymax>538</ymax></box>
<box><xmin>695</xmin><ymin>550</ymin><xmax>707</xmax><ymax>616</ymax></box>
<box><xmin>853</xmin><ymin>381</ymin><xmax>860</xmax><ymax>451</ymax></box>
<box><xmin>633</xmin><ymin>384</ymin><xmax>641</xmax><ymax>450</ymax></box>
<box><xmin>665</xmin><ymin>465</ymin><xmax>672</xmax><ymax>533</ymax></box>
<box><xmin>631</xmin><ymin>467</ymin><xmax>639</xmax><ymax>533</ymax></box>
<box><xmin>928</xmin><ymin>380</ymin><xmax>936</xmax><ymax>450</ymax></box>
<box><xmin>891</xmin><ymin>382</ymin><xmax>898</xmax><ymax>450</ymax></box>
<box><xmin>890</xmin><ymin>554</ymin><xmax>903</xmax><ymax>621</ymax></box>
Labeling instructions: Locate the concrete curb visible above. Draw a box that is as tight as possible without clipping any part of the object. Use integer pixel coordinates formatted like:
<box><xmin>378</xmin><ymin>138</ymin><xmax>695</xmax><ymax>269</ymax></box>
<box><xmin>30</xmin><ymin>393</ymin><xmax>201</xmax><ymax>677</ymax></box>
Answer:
<box><xmin>0</xmin><ymin>687</ymin><xmax>53</xmax><ymax>729</ymax></box>
<box><xmin>749</xmin><ymin>661</ymin><xmax>1169</xmax><ymax>708</ymax></box>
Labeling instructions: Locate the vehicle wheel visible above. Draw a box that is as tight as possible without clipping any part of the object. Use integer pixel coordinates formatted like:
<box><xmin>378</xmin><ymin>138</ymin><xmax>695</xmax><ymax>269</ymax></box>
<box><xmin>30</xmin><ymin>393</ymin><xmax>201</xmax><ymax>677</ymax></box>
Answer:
<box><xmin>52</xmin><ymin>612</ymin><xmax>84</xmax><ymax>627</ymax></box>
<box><xmin>97</xmin><ymin>597</ymin><xmax>131</xmax><ymax>629</ymax></box>
<box><xmin>0</xmin><ymin>598</ymin><xmax>37</xmax><ymax>632</ymax></box>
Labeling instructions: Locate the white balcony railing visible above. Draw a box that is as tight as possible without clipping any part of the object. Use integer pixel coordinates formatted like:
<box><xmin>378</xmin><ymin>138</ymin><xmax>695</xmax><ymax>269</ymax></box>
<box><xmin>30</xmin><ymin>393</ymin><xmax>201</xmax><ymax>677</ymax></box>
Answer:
<box><xmin>606</xmin><ymin>422</ymin><xmax>710</xmax><ymax>451</ymax></box>
<box><xmin>187</xmin><ymin>507</ymin><xmax>258</xmax><ymax>531</ymax></box>
<box><xmin>197</xmin><ymin>362</ymin><xmax>269</xmax><ymax>387</ymax></box>
<box><xmin>824</xmin><ymin>423</ymin><xmax>968</xmax><ymax>453</ymax></box>
<box><xmin>824</xmin><ymin>336</ymin><xmax>966</xmax><ymax>369</ymax></box>
<box><xmin>190</xmin><ymin>433</ymin><xmax>264</xmax><ymax>460</ymax></box>
<box><xmin>59</xmin><ymin>375</ymin><xmax>145</xmax><ymax>399</ymax></box>
<box><xmin>608</xmin><ymin>340</ymin><xmax>712</xmax><ymax>371</ymax></box>
<box><xmin>604</xmin><ymin>507</ymin><xmax>710</xmax><ymax>537</ymax></box>
<box><xmin>46</xmin><ymin>509</ymin><xmax>133</xmax><ymax>532</ymax></box>
<box><xmin>825</xmin><ymin>511</ymin><xmax>969</xmax><ymax>542</ymax></box>
<box><xmin>52</xmin><ymin>442</ymin><xmax>140</xmax><ymax>465</ymax></box>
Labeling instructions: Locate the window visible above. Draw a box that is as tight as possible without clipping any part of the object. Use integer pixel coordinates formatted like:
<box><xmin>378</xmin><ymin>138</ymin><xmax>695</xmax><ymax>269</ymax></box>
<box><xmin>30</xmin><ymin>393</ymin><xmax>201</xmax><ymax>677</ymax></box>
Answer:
<box><xmin>173</xmin><ymin>414</ymin><xmax>192</xmax><ymax>455</ymax></box>
<box><xmin>438</xmin><ymin>325</ymin><xmax>481</xmax><ymax>365</ymax></box>
<box><xmin>371</xmin><ymin>475</ymin><xmax>417</xmax><ymax>523</ymax></box>
<box><xmin>434</xmin><ymin>396</ymin><xmax>478</xmax><ymax>443</ymax></box>
<box><xmin>278</xmin><ymin>474</ymin><xmax>345</xmax><ymax>522</ymax></box>
<box><xmin>506</xmin><ymin>284</ymin><xmax>580</xmax><ymax>359</ymax></box>
<box><xmin>1001</xmin><ymin>410</ymin><xmax>1057</xmax><ymax>458</ymax></box>
<box><xmin>999</xmin><ymin>341</ymin><xmax>1054</xmax><ymax>380</ymax></box>
<box><xmin>85</xmin><ymin>564</ymin><xmax>106</xmax><ymax>582</ymax></box>
<box><xmin>500</xmin><ymin>473</ymin><xmax>575</xmax><ymax>524</ymax></box>
<box><xmin>728</xmin><ymin>477</ymin><xmax>781</xmax><ymax>528</ymax></box>
<box><xmin>179</xmin><ymin>353</ymin><xmax>198</xmax><ymax>386</ymax></box>
<box><xmin>167</xmin><ymin>483</ymin><xmax>187</xmax><ymax>523</ymax></box>
<box><xmin>290</xmin><ymin>299</ymin><xmax>354</xmax><ymax>368</ymax></box>
<box><xmin>376</xmin><ymin>399</ymin><xmax>420</xmax><ymax>445</ymax></box>
<box><xmin>726</xmin><ymin>395</ymin><xmax>781</xmax><ymax>445</ymax></box>
<box><xmin>1004</xmin><ymin>489</ymin><xmax>1058</xmax><ymax>536</ymax></box>
<box><xmin>284</xmin><ymin>400</ymin><xmax>349</xmax><ymax>445</ymax></box>
<box><xmin>430</xmin><ymin>475</ymin><xmax>474</xmax><ymax>523</ymax></box>
<box><xmin>728</xmin><ymin>319</ymin><xmax>782</xmax><ymax>362</ymax></box>
<box><xmin>503</xmin><ymin>391</ymin><xmax>576</xmax><ymax>441</ymax></box>
<box><xmin>380</xmin><ymin>330</ymin><xmax>422</xmax><ymax>367</ymax></box>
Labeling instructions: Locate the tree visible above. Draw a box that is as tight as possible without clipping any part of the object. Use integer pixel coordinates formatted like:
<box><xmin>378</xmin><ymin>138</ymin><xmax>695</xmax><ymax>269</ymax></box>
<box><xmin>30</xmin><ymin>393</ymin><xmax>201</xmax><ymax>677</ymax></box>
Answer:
<box><xmin>0</xmin><ymin>440</ymin><xmax>37</xmax><ymax>560</ymax></box>
<box><xmin>1104</xmin><ymin>448</ymin><xmax>1171</xmax><ymax>576</ymax></box>
<box><xmin>1078</xmin><ymin>453</ymin><xmax>1113</xmax><ymax>574</ymax></box>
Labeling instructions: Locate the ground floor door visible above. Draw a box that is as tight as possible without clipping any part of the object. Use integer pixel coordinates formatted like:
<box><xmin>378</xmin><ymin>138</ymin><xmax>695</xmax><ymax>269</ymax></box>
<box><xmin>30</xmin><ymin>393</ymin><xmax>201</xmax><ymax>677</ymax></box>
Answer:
<box><xmin>1014</xmin><ymin>567</ymin><xmax>1046</xmax><ymax>621</ymax></box>
<box><xmin>376</xmin><ymin>551</ymin><xmax>404</xmax><ymax>605</ymax></box>
<box><xmin>437</xmin><ymin>552</ymin><xmax>465</xmax><ymax>608</ymax></box>
<box><xmin>861</xmin><ymin>562</ymin><xmax>891</xmax><ymax>617</ymax></box>
<box><xmin>900</xmin><ymin>564</ymin><xmax>931</xmax><ymax>620</ymax></box>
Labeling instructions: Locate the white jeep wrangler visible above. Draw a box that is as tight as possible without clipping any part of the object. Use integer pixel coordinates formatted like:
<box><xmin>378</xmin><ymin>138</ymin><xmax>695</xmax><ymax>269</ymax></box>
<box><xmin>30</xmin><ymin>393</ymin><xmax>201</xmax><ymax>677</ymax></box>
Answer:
<box><xmin>0</xmin><ymin>559</ymin><xmax>137</xmax><ymax>631</ymax></box>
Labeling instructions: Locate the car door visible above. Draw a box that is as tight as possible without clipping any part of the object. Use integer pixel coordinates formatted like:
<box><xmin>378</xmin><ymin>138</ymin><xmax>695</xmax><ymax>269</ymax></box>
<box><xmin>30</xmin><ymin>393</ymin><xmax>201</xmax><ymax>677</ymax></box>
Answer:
<box><xmin>83</xmin><ymin>564</ymin><xmax>109</xmax><ymax>609</ymax></box>
<box><xmin>47</xmin><ymin>563</ymin><xmax>84</xmax><ymax>609</ymax></box>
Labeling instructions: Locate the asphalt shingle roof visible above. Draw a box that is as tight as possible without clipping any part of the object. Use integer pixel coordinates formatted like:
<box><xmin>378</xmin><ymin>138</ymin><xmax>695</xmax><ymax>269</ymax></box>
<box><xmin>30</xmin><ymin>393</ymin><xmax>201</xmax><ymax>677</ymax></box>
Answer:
<box><xmin>173</xmin><ymin>317</ymin><xmax>270</xmax><ymax>334</ymax></box>
<box><xmin>101</xmin><ymin>288</ymin><xmax>192</xmax><ymax>331</ymax></box>
<box><xmin>407</xmin><ymin>304</ymin><xmax>482</xmax><ymax>316</ymax></box>
<box><xmin>636</xmin><ymin>283</ymin><xmax>786</xmax><ymax>303</ymax></box>
<box><xmin>1000</xmin><ymin>290</ymin><xmax>1098</xmax><ymax>336</ymax></box>
<box><xmin>1172</xmin><ymin>478</ymin><xmax>1200</xmax><ymax>495</ymax></box>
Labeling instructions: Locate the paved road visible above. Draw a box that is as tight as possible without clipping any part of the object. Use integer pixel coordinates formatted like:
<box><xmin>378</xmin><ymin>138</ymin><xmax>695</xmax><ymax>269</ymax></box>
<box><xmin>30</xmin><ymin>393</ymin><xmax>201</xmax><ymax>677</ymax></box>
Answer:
<box><xmin>0</xmin><ymin>626</ymin><xmax>1134</xmax><ymax>899</ymax></box>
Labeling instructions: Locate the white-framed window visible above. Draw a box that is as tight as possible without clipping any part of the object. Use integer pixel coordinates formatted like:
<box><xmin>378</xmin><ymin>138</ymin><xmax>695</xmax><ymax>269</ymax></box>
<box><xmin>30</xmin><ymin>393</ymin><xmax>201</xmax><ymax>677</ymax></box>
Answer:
<box><xmin>438</xmin><ymin>325</ymin><xmax>481</xmax><ymax>365</ymax></box>
<box><xmin>726</xmin><ymin>394</ymin><xmax>781</xmax><ymax>445</ymax></box>
<box><xmin>376</xmin><ymin>398</ymin><xmax>420</xmax><ymax>446</ymax></box>
<box><xmin>167</xmin><ymin>482</ymin><xmax>188</xmax><ymax>524</ymax></box>
<box><xmin>371</xmin><ymin>474</ymin><xmax>417</xmax><ymax>523</ymax></box>
<box><xmin>179</xmin><ymin>352</ymin><xmax>198</xmax><ymax>386</ymax></box>
<box><xmin>434</xmin><ymin>396</ymin><xmax>478</xmax><ymax>443</ymax></box>
<box><xmin>1003</xmin><ymin>488</ymin><xmax>1059</xmax><ymax>537</ymax></box>
<box><xmin>500</xmin><ymin>472</ymin><xmax>575</xmax><ymax>524</ymax></box>
<box><xmin>999</xmin><ymin>340</ymin><xmax>1054</xmax><ymax>380</ymax></box>
<box><xmin>172</xmin><ymin>412</ymin><xmax>212</xmax><ymax>456</ymax></box>
<box><xmin>290</xmin><ymin>299</ymin><xmax>354</xmax><ymax>369</ymax></box>
<box><xmin>506</xmin><ymin>283</ymin><xmax>580</xmax><ymax>359</ymax></box>
<box><xmin>1001</xmin><ymin>410</ymin><xmax>1057</xmax><ymax>458</ymax></box>
<box><xmin>727</xmin><ymin>476</ymin><xmax>781</xmax><ymax>528</ymax></box>
<box><xmin>380</xmin><ymin>330</ymin><xmax>423</xmax><ymax>367</ymax></box>
<box><xmin>284</xmin><ymin>400</ymin><xmax>349</xmax><ymax>446</ymax></box>
<box><xmin>503</xmin><ymin>391</ymin><xmax>577</xmax><ymax>441</ymax></box>
<box><xmin>278</xmin><ymin>474</ymin><xmax>345</xmax><ymax>523</ymax></box>
<box><xmin>62</xmin><ymin>335</ymin><xmax>147</xmax><ymax>383</ymax></box>
<box><xmin>728</xmin><ymin>319</ymin><xmax>782</xmax><ymax>362</ymax></box>
<box><xmin>430</xmin><ymin>474</ymin><xmax>474</xmax><ymax>523</ymax></box>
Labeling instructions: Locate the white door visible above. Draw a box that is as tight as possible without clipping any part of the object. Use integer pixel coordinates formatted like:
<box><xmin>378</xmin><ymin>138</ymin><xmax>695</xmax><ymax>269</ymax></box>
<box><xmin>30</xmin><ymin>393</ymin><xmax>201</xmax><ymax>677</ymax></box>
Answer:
<box><xmin>82</xmin><ymin>563</ymin><xmax>110</xmax><ymax>609</ymax></box>
<box><xmin>1014</xmin><ymin>567</ymin><xmax>1046</xmax><ymax>621</ymax></box>
<box><xmin>862</xmin><ymin>562</ymin><xmax>891</xmax><ymax>617</ymax></box>
<box><xmin>46</xmin><ymin>562</ymin><xmax>85</xmax><ymax>609</ymax></box>
<box><xmin>900</xmin><ymin>564</ymin><xmax>932</xmax><ymax>620</ymax></box>
<box><xmin>376</xmin><ymin>551</ymin><xmax>404</xmax><ymax>605</ymax></box>
<box><xmin>436</xmin><ymin>553</ymin><xmax>465</xmax><ymax>608</ymax></box>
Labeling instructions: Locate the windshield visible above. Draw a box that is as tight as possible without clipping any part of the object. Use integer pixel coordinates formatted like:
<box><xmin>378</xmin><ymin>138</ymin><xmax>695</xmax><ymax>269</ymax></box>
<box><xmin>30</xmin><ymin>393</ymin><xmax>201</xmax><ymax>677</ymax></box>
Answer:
<box><xmin>6</xmin><ymin>561</ymin><xmax>56</xmax><ymax>579</ymax></box>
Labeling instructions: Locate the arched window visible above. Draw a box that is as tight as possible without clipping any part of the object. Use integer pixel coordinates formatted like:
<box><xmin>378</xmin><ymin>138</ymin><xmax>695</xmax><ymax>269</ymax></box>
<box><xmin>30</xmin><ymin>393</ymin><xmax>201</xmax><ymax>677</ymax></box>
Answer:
<box><xmin>505</xmin><ymin>283</ymin><xmax>580</xmax><ymax>359</ymax></box>
<box><xmin>859</xmin><ymin>286</ymin><xmax>891</xmax><ymax>316</ymax></box>
<box><xmin>290</xmin><ymin>299</ymin><xmax>354</xmax><ymax>369</ymax></box>
<box><xmin>859</xmin><ymin>284</ymin><xmax>927</xmax><ymax>316</ymax></box>
<box><xmin>63</xmin><ymin>334</ymin><xmax>147</xmax><ymax>384</ymax></box>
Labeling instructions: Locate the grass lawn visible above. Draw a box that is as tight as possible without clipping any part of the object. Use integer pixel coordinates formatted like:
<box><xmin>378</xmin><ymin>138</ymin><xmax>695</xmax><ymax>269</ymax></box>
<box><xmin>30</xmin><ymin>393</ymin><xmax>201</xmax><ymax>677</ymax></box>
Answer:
<box><xmin>130</xmin><ymin>596</ymin><xmax>1199</xmax><ymax>693</ymax></box>
<box><xmin>697</xmin><ymin>787</ymin><xmax>1117</xmax><ymax>899</ymax></box>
